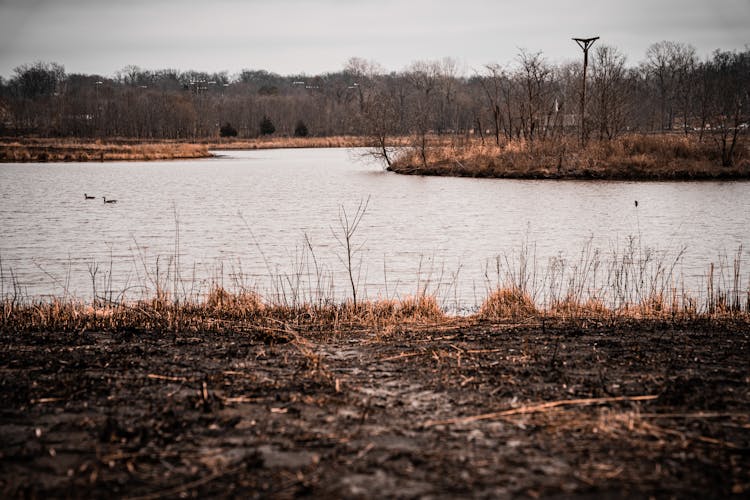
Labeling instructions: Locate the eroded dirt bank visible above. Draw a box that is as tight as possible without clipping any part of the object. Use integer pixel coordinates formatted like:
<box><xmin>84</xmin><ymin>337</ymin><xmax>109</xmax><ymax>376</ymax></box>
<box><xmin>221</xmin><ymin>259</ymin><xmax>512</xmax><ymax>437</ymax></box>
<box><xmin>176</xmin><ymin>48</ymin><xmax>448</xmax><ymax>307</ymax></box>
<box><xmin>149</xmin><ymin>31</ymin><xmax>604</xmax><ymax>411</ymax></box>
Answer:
<box><xmin>1</xmin><ymin>321</ymin><xmax>748</xmax><ymax>498</ymax></box>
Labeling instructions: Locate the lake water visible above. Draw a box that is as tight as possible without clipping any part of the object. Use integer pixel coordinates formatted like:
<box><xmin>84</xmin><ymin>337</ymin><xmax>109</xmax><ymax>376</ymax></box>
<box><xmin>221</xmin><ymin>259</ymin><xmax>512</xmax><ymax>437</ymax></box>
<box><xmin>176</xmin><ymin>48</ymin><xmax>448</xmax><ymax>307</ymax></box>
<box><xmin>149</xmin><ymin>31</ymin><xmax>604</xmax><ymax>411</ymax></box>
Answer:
<box><xmin>1</xmin><ymin>148</ymin><xmax>749</xmax><ymax>310</ymax></box>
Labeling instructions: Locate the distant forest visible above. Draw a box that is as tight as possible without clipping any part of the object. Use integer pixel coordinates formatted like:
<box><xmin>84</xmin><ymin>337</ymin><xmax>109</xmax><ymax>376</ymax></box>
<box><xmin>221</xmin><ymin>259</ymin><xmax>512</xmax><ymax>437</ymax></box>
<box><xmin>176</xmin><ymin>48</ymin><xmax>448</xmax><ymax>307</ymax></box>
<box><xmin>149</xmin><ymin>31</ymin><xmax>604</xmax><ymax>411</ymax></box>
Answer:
<box><xmin>0</xmin><ymin>41</ymin><xmax>748</xmax><ymax>145</ymax></box>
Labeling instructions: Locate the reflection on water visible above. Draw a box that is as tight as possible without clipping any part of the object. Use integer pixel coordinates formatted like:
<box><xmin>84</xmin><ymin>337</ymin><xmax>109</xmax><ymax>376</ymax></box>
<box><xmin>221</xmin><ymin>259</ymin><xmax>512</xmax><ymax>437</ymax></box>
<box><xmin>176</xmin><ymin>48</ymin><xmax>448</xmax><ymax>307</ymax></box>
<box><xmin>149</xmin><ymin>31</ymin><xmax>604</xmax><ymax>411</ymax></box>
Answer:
<box><xmin>1</xmin><ymin>148</ymin><xmax>749</xmax><ymax>309</ymax></box>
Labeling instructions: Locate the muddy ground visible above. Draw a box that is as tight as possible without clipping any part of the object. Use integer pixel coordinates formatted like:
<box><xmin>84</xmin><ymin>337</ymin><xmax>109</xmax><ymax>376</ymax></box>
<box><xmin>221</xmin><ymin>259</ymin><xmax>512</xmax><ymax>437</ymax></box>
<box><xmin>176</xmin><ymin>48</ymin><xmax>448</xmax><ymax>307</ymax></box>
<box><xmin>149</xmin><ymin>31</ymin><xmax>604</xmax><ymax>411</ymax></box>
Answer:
<box><xmin>1</xmin><ymin>320</ymin><xmax>748</xmax><ymax>498</ymax></box>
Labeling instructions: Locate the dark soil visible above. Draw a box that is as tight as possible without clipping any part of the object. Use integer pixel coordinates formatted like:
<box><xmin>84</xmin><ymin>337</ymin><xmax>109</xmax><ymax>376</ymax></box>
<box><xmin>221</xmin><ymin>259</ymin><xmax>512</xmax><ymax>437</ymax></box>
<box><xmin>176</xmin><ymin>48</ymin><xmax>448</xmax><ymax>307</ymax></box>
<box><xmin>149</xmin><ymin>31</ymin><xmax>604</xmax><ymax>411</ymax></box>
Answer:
<box><xmin>1</xmin><ymin>320</ymin><xmax>749</xmax><ymax>498</ymax></box>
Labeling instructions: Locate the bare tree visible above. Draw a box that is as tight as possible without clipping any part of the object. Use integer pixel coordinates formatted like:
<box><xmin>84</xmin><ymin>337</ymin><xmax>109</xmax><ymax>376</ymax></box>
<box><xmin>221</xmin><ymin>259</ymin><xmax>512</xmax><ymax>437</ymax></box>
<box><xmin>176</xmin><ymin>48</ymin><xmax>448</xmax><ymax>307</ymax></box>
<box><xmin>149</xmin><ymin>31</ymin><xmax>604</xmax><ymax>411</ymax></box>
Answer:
<box><xmin>478</xmin><ymin>64</ymin><xmax>508</xmax><ymax>145</ymax></box>
<box><xmin>360</xmin><ymin>85</ymin><xmax>400</xmax><ymax>167</ymax></box>
<box><xmin>590</xmin><ymin>45</ymin><xmax>630</xmax><ymax>140</ymax></box>
<box><xmin>644</xmin><ymin>41</ymin><xmax>697</xmax><ymax>131</ymax></box>
<box><xmin>332</xmin><ymin>197</ymin><xmax>370</xmax><ymax>307</ymax></box>
<box><xmin>345</xmin><ymin>58</ymin><xmax>400</xmax><ymax>166</ymax></box>
<box><xmin>8</xmin><ymin>62</ymin><xmax>66</xmax><ymax>134</ymax></box>
<box><xmin>344</xmin><ymin>57</ymin><xmax>384</xmax><ymax>113</ymax></box>
<box><xmin>706</xmin><ymin>50</ymin><xmax>749</xmax><ymax>166</ymax></box>
<box><xmin>405</xmin><ymin>61</ymin><xmax>440</xmax><ymax>167</ymax></box>
<box><xmin>516</xmin><ymin>50</ymin><xmax>553</xmax><ymax>142</ymax></box>
<box><xmin>435</xmin><ymin>57</ymin><xmax>461</xmax><ymax>134</ymax></box>
<box><xmin>673</xmin><ymin>46</ymin><xmax>697</xmax><ymax>134</ymax></box>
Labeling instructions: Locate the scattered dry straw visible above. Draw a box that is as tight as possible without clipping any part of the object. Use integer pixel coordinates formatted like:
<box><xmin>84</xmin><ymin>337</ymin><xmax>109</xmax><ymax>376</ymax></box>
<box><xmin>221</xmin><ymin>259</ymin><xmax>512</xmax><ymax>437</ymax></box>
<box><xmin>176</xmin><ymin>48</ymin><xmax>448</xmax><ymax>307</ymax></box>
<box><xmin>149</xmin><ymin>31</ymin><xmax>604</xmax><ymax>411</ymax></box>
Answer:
<box><xmin>423</xmin><ymin>395</ymin><xmax>659</xmax><ymax>427</ymax></box>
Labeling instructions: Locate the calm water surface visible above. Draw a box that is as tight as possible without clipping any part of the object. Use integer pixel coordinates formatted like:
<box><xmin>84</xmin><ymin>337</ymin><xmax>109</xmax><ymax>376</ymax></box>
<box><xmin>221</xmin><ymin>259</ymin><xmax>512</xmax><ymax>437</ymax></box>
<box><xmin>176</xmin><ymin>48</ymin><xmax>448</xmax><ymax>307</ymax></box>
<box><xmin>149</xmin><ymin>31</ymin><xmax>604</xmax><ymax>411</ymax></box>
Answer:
<box><xmin>1</xmin><ymin>148</ymin><xmax>749</xmax><ymax>309</ymax></box>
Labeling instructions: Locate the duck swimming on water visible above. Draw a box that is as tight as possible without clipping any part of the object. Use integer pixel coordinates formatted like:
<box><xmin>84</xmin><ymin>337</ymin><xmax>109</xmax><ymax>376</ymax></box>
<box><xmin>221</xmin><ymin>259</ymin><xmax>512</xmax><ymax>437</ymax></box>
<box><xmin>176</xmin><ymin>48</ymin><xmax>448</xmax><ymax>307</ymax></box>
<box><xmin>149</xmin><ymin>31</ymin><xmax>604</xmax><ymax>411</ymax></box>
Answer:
<box><xmin>103</xmin><ymin>197</ymin><xmax>117</xmax><ymax>204</ymax></box>
<box><xmin>85</xmin><ymin>193</ymin><xmax>95</xmax><ymax>199</ymax></box>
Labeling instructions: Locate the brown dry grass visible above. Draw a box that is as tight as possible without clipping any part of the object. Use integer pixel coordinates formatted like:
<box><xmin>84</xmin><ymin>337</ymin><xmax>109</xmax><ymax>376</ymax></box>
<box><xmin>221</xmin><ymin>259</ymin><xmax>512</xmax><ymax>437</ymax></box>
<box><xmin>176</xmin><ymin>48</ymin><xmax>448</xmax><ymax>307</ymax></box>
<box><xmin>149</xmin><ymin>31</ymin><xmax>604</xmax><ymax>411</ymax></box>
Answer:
<box><xmin>0</xmin><ymin>135</ymin><xmax>414</xmax><ymax>162</ymax></box>
<box><xmin>0</xmin><ymin>138</ymin><xmax>211</xmax><ymax>162</ymax></box>
<box><xmin>0</xmin><ymin>291</ymin><xmax>449</xmax><ymax>336</ymax></box>
<box><xmin>548</xmin><ymin>297</ymin><xmax>611</xmax><ymax>320</ymax></box>
<box><xmin>477</xmin><ymin>288</ymin><xmax>539</xmax><ymax>320</ymax></box>
<box><xmin>205</xmin><ymin>286</ymin><xmax>265</xmax><ymax>317</ymax></box>
<box><xmin>3</xmin><ymin>282</ymin><xmax>749</xmax><ymax>336</ymax></box>
<box><xmin>263</xmin><ymin>294</ymin><xmax>447</xmax><ymax>333</ymax></box>
<box><xmin>389</xmin><ymin>134</ymin><xmax>750</xmax><ymax>180</ymax></box>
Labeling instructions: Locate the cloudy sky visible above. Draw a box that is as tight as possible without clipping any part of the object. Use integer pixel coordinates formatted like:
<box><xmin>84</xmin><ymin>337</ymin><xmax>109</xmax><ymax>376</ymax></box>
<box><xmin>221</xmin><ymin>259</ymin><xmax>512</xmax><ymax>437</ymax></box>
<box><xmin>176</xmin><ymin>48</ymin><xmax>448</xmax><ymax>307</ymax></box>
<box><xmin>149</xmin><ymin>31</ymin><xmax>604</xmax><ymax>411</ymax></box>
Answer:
<box><xmin>0</xmin><ymin>0</ymin><xmax>748</xmax><ymax>78</ymax></box>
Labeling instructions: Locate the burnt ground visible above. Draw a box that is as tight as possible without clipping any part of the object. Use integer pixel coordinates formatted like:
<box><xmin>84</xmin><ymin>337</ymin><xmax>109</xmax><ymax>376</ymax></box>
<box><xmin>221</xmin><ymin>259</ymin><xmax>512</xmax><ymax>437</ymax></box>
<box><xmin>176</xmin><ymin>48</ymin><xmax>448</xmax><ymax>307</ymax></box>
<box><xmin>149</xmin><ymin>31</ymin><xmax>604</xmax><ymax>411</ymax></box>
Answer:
<box><xmin>1</xmin><ymin>320</ymin><xmax>748</xmax><ymax>498</ymax></box>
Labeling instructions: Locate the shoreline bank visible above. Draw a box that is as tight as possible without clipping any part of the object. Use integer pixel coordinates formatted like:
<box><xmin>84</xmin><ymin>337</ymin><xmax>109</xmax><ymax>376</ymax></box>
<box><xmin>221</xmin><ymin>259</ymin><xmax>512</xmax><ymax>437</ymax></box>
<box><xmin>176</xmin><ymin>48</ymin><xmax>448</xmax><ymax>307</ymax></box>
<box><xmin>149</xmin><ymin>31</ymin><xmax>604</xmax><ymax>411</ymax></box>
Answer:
<box><xmin>0</xmin><ymin>138</ymin><xmax>211</xmax><ymax>162</ymax></box>
<box><xmin>3</xmin><ymin>134</ymin><xmax>749</xmax><ymax>182</ymax></box>
<box><xmin>0</xmin><ymin>136</ymin><xmax>374</xmax><ymax>162</ymax></box>
<box><xmin>388</xmin><ymin>134</ymin><xmax>750</xmax><ymax>181</ymax></box>
<box><xmin>387</xmin><ymin>158</ymin><xmax>750</xmax><ymax>181</ymax></box>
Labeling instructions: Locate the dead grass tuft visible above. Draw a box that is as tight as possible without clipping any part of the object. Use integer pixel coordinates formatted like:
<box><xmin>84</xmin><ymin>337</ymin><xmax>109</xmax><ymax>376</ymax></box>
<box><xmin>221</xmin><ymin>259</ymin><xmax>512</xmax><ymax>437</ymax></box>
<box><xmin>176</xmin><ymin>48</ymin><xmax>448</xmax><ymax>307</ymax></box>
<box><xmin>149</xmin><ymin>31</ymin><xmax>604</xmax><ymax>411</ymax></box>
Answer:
<box><xmin>394</xmin><ymin>295</ymin><xmax>445</xmax><ymax>322</ymax></box>
<box><xmin>549</xmin><ymin>297</ymin><xmax>611</xmax><ymax>320</ymax></box>
<box><xmin>478</xmin><ymin>288</ymin><xmax>538</xmax><ymax>320</ymax></box>
<box><xmin>205</xmin><ymin>286</ymin><xmax>265</xmax><ymax>317</ymax></box>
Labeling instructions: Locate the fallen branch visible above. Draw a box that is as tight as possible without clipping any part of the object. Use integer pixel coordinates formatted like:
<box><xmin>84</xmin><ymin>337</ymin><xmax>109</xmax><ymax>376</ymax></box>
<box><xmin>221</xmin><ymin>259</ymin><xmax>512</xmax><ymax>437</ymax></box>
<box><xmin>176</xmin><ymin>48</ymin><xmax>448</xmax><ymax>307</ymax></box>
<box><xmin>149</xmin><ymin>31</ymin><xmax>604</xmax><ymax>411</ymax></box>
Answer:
<box><xmin>30</xmin><ymin>397</ymin><xmax>64</xmax><ymax>404</ymax></box>
<box><xmin>379</xmin><ymin>351</ymin><xmax>423</xmax><ymax>362</ymax></box>
<box><xmin>423</xmin><ymin>395</ymin><xmax>659</xmax><ymax>427</ymax></box>
<box><xmin>638</xmin><ymin>411</ymin><xmax>748</xmax><ymax>420</ymax></box>
<box><xmin>221</xmin><ymin>395</ymin><xmax>264</xmax><ymax>404</ymax></box>
<box><xmin>147</xmin><ymin>373</ymin><xmax>187</xmax><ymax>382</ymax></box>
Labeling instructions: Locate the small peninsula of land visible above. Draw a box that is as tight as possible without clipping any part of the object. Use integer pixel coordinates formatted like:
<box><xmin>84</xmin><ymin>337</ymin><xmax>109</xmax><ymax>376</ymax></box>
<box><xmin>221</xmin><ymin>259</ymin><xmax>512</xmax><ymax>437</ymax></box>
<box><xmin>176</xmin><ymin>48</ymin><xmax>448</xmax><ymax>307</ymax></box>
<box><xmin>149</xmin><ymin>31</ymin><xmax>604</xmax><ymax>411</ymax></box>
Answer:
<box><xmin>387</xmin><ymin>134</ymin><xmax>750</xmax><ymax>181</ymax></box>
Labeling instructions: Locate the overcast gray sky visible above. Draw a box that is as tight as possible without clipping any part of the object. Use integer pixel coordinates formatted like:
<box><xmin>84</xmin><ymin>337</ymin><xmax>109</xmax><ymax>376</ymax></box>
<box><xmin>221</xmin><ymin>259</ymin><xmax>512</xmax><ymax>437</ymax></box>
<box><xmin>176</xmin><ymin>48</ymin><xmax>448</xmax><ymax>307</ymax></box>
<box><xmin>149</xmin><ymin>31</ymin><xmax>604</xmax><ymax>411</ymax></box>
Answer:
<box><xmin>0</xmin><ymin>0</ymin><xmax>748</xmax><ymax>78</ymax></box>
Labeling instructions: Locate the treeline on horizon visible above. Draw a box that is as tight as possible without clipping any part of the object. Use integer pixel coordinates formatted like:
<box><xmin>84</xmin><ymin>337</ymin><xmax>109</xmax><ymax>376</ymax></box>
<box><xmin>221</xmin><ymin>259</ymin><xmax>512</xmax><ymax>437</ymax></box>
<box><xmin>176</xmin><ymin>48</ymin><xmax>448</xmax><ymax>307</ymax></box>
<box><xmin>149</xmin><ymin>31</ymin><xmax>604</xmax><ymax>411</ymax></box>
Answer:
<box><xmin>0</xmin><ymin>40</ymin><xmax>747</xmax><ymax>151</ymax></box>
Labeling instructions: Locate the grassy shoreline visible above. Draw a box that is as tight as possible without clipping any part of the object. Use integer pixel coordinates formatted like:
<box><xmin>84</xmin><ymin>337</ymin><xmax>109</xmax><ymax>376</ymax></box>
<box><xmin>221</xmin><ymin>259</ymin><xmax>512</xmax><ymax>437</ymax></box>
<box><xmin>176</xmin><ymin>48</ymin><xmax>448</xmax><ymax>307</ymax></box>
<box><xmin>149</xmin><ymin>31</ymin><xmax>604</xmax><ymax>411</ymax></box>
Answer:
<box><xmin>3</xmin><ymin>279</ymin><xmax>749</xmax><ymax>335</ymax></box>
<box><xmin>3</xmin><ymin>234</ymin><xmax>748</xmax><ymax>331</ymax></box>
<box><xmin>0</xmin><ymin>136</ymin><xmax>376</xmax><ymax>162</ymax></box>
<box><xmin>0</xmin><ymin>137</ymin><xmax>211</xmax><ymax>162</ymax></box>
<box><xmin>388</xmin><ymin>134</ymin><xmax>750</xmax><ymax>181</ymax></box>
<box><xmin>4</xmin><ymin>134</ymin><xmax>749</xmax><ymax>181</ymax></box>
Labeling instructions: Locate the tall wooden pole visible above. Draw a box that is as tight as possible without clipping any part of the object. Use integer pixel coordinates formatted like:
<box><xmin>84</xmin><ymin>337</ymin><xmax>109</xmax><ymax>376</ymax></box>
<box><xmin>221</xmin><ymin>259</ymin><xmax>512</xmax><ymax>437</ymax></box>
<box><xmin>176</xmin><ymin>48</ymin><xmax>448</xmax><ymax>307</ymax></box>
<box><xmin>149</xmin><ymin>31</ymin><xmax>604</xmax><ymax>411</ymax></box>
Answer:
<box><xmin>573</xmin><ymin>37</ymin><xmax>599</xmax><ymax>146</ymax></box>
